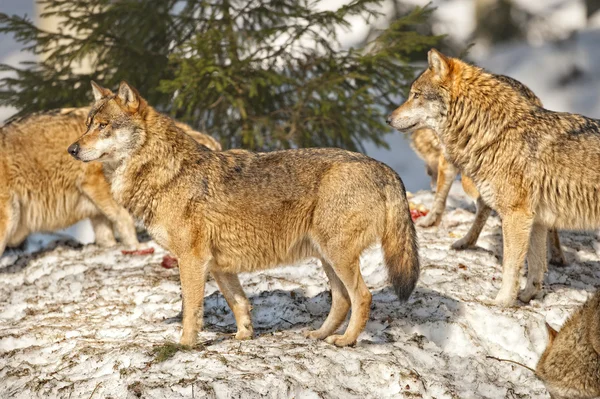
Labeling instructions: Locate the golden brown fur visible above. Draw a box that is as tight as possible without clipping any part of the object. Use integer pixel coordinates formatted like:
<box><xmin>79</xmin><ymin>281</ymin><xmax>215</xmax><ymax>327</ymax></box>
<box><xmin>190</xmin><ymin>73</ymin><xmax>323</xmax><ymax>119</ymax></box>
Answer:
<box><xmin>409</xmin><ymin>126</ymin><xmax>566</xmax><ymax>265</ymax></box>
<box><xmin>0</xmin><ymin>107</ymin><xmax>220</xmax><ymax>257</ymax></box>
<box><xmin>69</xmin><ymin>81</ymin><xmax>420</xmax><ymax>347</ymax></box>
<box><xmin>388</xmin><ymin>49</ymin><xmax>600</xmax><ymax>306</ymax></box>
<box><xmin>536</xmin><ymin>291</ymin><xmax>600</xmax><ymax>399</ymax></box>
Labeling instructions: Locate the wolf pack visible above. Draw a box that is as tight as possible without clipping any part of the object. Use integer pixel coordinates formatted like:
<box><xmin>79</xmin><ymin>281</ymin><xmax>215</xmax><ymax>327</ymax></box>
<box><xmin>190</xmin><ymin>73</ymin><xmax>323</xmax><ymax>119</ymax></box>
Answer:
<box><xmin>1</xmin><ymin>49</ymin><xmax>598</xmax><ymax>398</ymax></box>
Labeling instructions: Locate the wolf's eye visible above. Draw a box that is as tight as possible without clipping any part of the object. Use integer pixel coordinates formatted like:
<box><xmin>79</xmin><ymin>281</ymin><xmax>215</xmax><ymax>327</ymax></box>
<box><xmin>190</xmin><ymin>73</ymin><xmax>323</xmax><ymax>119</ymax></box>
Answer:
<box><xmin>98</xmin><ymin>123</ymin><xmax>107</xmax><ymax>130</ymax></box>
<box><xmin>413</xmin><ymin>92</ymin><xmax>420</xmax><ymax>99</ymax></box>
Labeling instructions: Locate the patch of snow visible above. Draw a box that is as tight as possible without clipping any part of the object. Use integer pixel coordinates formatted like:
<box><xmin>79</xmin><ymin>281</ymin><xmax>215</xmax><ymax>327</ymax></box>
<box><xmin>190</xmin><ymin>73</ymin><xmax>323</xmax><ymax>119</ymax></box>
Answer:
<box><xmin>1</xmin><ymin>183</ymin><xmax>597</xmax><ymax>398</ymax></box>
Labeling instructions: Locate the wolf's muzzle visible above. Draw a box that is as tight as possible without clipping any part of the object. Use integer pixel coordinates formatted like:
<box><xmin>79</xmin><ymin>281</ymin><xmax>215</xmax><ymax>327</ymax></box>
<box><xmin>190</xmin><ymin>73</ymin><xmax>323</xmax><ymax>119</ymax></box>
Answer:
<box><xmin>67</xmin><ymin>142</ymin><xmax>80</xmax><ymax>159</ymax></box>
<box><xmin>385</xmin><ymin>115</ymin><xmax>392</xmax><ymax>125</ymax></box>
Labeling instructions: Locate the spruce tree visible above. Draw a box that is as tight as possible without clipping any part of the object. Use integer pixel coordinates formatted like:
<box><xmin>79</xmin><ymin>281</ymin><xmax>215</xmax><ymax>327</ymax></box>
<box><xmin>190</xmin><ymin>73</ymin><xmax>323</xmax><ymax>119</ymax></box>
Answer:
<box><xmin>0</xmin><ymin>0</ymin><xmax>440</xmax><ymax>151</ymax></box>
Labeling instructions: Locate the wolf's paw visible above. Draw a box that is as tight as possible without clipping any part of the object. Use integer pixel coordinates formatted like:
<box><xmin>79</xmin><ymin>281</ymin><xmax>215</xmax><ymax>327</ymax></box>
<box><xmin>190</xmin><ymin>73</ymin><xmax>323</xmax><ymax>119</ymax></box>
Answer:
<box><xmin>519</xmin><ymin>287</ymin><xmax>544</xmax><ymax>304</ymax></box>
<box><xmin>549</xmin><ymin>253</ymin><xmax>567</xmax><ymax>267</ymax></box>
<box><xmin>96</xmin><ymin>236</ymin><xmax>118</xmax><ymax>248</ymax></box>
<box><xmin>304</xmin><ymin>329</ymin><xmax>327</xmax><ymax>340</ymax></box>
<box><xmin>416</xmin><ymin>212</ymin><xmax>441</xmax><ymax>228</ymax></box>
<box><xmin>234</xmin><ymin>328</ymin><xmax>253</xmax><ymax>341</ymax></box>
<box><xmin>593</xmin><ymin>240</ymin><xmax>600</xmax><ymax>258</ymax></box>
<box><xmin>451</xmin><ymin>236</ymin><xmax>475</xmax><ymax>250</ymax></box>
<box><xmin>325</xmin><ymin>334</ymin><xmax>356</xmax><ymax>347</ymax></box>
<box><xmin>179</xmin><ymin>332</ymin><xmax>197</xmax><ymax>347</ymax></box>
<box><xmin>494</xmin><ymin>292</ymin><xmax>517</xmax><ymax>308</ymax></box>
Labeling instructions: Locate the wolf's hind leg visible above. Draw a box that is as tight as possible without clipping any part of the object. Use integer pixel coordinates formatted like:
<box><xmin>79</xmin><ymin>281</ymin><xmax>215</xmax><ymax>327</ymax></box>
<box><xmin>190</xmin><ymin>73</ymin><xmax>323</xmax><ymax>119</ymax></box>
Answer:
<box><xmin>520</xmin><ymin>223</ymin><xmax>547</xmax><ymax>303</ymax></box>
<box><xmin>211</xmin><ymin>271</ymin><xmax>253</xmax><ymax>340</ymax></box>
<box><xmin>90</xmin><ymin>215</ymin><xmax>117</xmax><ymax>247</ymax></box>
<box><xmin>548</xmin><ymin>229</ymin><xmax>566</xmax><ymax>266</ymax></box>
<box><xmin>452</xmin><ymin>197</ymin><xmax>493</xmax><ymax>250</ymax></box>
<box><xmin>305</xmin><ymin>258</ymin><xmax>351</xmax><ymax>340</ymax></box>
<box><xmin>317</xmin><ymin>249</ymin><xmax>371</xmax><ymax>347</ymax></box>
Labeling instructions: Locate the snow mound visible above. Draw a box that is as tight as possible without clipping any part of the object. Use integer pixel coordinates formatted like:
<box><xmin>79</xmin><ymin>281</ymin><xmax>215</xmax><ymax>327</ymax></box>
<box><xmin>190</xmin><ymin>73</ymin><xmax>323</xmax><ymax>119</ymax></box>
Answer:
<box><xmin>1</xmin><ymin>184</ymin><xmax>597</xmax><ymax>398</ymax></box>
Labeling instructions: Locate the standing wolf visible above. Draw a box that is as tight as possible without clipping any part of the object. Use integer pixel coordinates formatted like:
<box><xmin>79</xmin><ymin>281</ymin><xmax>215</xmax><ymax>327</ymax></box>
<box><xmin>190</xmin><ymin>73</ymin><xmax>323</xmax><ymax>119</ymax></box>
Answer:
<box><xmin>409</xmin><ymin>126</ymin><xmax>566</xmax><ymax>264</ymax></box>
<box><xmin>388</xmin><ymin>48</ymin><xmax>600</xmax><ymax>306</ymax></box>
<box><xmin>0</xmin><ymin>107</ymin><xmax>220</xmax><ymax>258</ymax></box>
<box><xmin>536</xmin><ymin>291</ymin><xmax>600</xmax><ymax>398</ymax></box>
<box><xmin>67</xmin><ymin>81</ymin><xmax>420</xmax><ymax>347</ymax></box>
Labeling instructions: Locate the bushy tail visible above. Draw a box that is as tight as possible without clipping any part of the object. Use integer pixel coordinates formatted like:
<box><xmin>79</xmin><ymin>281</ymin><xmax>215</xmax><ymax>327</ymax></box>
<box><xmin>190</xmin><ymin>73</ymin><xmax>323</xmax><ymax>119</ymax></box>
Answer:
<box><xmin>382</xmin><ymin>183</ymin><xmax>420</xmax><ymax>301</ymax></box>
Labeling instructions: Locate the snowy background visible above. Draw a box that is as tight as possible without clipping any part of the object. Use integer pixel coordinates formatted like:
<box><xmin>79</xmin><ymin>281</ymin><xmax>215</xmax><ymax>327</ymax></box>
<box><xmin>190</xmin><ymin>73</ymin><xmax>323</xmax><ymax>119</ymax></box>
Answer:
<box><xmin>2</xmin><ymin>1</ymin><xmax>600</xmax><ymax>398</ymax></box>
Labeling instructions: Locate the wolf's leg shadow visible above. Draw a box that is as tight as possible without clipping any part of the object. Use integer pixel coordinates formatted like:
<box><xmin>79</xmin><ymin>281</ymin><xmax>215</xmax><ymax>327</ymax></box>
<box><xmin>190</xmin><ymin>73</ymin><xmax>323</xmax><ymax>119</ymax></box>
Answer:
<box><xmin>211</xmin><ymin>271</ymin><xmax>253</xmax><ymax>340</ymax></box>
<box><xmin>304</xmin><ymin>258</ymin><xmax>351</xmax><ymax>340</ymax></box>
<box><xmin>520</xmin><ymin>223</ymin><xmax>547</xmax><ymax>303</ymax></box>
<box><xmin>494</xmin><ymin>211</ymin><xmax>533</xmax><ymax>306</ymax></box>
<box><xmin>80</xmin><ymin>169</ymin><xmax>139</xmax><ymax>248</ymax></box>
<box><xmin>452</xmin><ymin>197</ymin><xmax>493</xmax><ymax>250</ymax></box>
<box><xmin>90</xmin><ymin>215</ymin><xmax>117</xmax><ymax>247</ymax></box>
<box><xmin>417</xmin><ymin>156</ymin><xmax>458</xmax><ymax>227</ymax></box>
<box><xmin>179</xmin><ymin>255</ymin><xmax>211</xmax><ymax>346</ymax></box>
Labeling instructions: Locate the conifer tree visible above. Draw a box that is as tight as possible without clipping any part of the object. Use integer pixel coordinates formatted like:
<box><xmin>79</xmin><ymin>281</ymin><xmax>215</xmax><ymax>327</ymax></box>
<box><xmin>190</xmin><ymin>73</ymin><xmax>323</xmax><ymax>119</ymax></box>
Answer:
<box><xmin>0</xmin><ymin>0</ymin><xmax>440</xmax><ymax>151</ymax></box>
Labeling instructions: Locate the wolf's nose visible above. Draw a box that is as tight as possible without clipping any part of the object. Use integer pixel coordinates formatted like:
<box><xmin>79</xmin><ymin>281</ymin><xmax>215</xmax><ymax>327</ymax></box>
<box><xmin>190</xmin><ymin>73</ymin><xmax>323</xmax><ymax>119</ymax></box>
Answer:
<box><xmin>67</xmin><ymin>142</ymin><xmax>80</xmax><ymax>158</ymax></box>
<box><xmin>386</xmin><ymin>115</ymin><xmax>392</xmax><ymax>125</ymax></box>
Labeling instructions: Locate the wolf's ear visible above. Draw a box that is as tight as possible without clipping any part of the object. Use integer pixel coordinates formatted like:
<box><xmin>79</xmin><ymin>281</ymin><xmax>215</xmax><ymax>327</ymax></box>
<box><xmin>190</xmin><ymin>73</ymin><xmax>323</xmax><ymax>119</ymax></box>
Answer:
<box><xmin>91</xmin><ymin>81</ymin><xmax>112</xmax><ymax>101</ymax></box>
<box><xmin>545</xmin><ymin>322</ymin><xmax>558</xmax><ymax>345</ymax></box>
<box><xmin>117</xmin><ymin>81</ymin><xmax>143</xmax><ymax>112</ymax></box>
<box><xmin>428</xmin><ymin>49</ymin><xmax>450</xmax><ymax>78</ymax></box>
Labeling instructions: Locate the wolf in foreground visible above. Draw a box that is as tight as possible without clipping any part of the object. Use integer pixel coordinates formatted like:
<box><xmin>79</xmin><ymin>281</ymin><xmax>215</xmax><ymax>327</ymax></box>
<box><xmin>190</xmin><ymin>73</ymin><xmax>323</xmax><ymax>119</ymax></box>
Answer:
<box><xmin>68</xmin><ymin>81</ymin><xmax>420</xmax><ymax>347</ymax></box>
<box><xmin>388</xmin><ymin>48</ymin><xmax>600</xmax><ymax>306</ymax></box>
<box><xmin>409</xmin><ymin>127</ymin><xmax>566</xmax><ymax>265</ymax></box>
<box><xmin>0</xmin><ymin>108</ymin><xmax>220</xmax><ymax>258</ymax></box>
<box><xmin>536</xmin><ymin>291</ymin><xmax>600</xmax><ymax>399</ymax></box>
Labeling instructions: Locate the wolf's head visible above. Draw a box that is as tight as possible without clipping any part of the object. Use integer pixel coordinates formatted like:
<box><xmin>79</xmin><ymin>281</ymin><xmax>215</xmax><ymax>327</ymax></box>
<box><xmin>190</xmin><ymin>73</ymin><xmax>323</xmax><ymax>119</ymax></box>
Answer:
<box><xmin>68</xmin><ymin>81</ymin><xmax>147</xmax><ymax>163</ymax></box>
<box><xmin>535</xmin><ymin>293</ymin><xmax>600</xmax><ymax>399</ymax></box>
<box><xmin>386</xmin><ymin>49</ymin><xmax>454</xmax><ymax>134</ymax></box>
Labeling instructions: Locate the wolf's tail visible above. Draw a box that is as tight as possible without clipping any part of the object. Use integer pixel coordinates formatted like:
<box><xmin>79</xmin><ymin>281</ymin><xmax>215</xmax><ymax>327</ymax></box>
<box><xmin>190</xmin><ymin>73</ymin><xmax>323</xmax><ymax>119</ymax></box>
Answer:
<box><xmin>381</xmin><ymin>179</ymin><xmax>420</xmax><ymax>301</ymax></box>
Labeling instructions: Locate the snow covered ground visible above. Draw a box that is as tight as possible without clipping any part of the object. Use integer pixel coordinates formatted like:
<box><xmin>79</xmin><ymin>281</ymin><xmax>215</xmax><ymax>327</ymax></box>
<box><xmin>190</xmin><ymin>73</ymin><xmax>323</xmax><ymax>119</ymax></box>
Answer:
<box><xmin>1</xmin><ymin>184</ymin><xmax>598</xmax><ymax>398</ymax></box>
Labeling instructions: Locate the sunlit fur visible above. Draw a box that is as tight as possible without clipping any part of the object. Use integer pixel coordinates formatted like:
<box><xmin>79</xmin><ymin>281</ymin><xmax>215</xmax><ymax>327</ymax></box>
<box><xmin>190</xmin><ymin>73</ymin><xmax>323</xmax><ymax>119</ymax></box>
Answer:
<box><xmin>389</xmin><ymin>49</ymin><xmax>600</xmax><ymax>306</ymax></box>
<box><xmin>69</xmin><ymin>81</ymin><xmax>420</xmax><ymax>348</ymax></box>
<box><xmin>536</xmin><ymin>292</ymin><xmax>600</xmax><ymax>399</ymax></box>
<box><xmin>408</xmin><ymin>126</ymin><xmax>565</xmax><ymax>263</ymax></box>
<box><xmin>0</xmin><ymin>107</ymin><xmax>220</xmax><ymax>258</ymax></box>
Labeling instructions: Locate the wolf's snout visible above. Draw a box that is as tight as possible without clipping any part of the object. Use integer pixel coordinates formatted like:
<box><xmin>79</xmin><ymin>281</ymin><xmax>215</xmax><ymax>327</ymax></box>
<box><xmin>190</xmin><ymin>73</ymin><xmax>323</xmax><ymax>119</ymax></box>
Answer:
<box><xmin>386</xmin><ymin>115</ymin><xmax>393</xmax><ymax>125</ymax></box>
<box><xmin>67</xmin><ymin>142</ymin><xmax>80</xmax><ymax>159</ymax></box>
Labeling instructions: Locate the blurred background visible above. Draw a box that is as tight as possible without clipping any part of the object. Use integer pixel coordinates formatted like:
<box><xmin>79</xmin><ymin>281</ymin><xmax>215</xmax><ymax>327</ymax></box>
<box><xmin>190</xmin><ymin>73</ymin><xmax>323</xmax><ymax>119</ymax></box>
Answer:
<box><xmin>3</xmin><ymin>0</ymin><xmax>600</xmax><ymax>190</ymax></box>
<box><xmin>1</xmin><ymin>0</ymin><xmax>600</xmax><ymax>243</ymax></box>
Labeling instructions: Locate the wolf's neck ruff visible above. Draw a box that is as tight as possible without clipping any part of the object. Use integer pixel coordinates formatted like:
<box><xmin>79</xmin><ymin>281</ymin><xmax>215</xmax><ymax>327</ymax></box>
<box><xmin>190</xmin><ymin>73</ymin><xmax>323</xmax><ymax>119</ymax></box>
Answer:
<box><xmin>109</xmin><ymin>110</ymin><xmax>193</xmax><ymax>227</ymax></box>
<box><xmin>441</xmin><ymin>64</ymin><xmax>534</xmax><ymax>182</ymax></box>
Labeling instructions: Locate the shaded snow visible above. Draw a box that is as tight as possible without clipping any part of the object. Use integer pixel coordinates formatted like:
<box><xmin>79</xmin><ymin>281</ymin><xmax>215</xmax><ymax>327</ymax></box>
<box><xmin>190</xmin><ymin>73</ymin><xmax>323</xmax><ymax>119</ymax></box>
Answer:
<box><xmin>1</xmin><ymin>184</ymin><xmax>598</xmax><ymax>398</ymax></box>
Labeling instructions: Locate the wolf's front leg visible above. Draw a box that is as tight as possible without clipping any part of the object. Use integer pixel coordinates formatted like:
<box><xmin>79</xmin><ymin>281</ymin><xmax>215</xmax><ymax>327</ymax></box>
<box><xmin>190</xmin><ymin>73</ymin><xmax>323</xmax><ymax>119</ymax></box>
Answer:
<box><xmin>519</xmin><ymin>223</ymin><xmax>547</xmax><ymax>303</ymax></box>
<box><xmin>417</xmin><ymin>156</ymin><xmax>458</xmax><ymax>228</ymax></box>
<box><xmin>179</xmin><ymin>254</ymin><xmax>210</xmax><ymax>346</ymax></box>
<box><xmin>494</xmin><ymin>211</ymin><xmax>533</xmax><ymax>307</ymax></box>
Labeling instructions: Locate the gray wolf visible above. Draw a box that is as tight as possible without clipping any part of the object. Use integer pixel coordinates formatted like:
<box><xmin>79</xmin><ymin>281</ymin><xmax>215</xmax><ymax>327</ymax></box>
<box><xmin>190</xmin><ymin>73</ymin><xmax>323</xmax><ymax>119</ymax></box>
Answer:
<box><xmin>536</xmin><ymin>291</ymin><xmax>600</xmax><ymax>399</ymax></box>
<box><xmin>68</xmin><ymin>81</ymin><xmax>420</xmax><ymax>347</ymax></box>
<box><xmin>0</xmin><ymin>107</ymin><xmax>219</xmax><ymax>257</ymax></box>
<box><xmin>408</xmin><ymin>127</ymin><xmax>566</xmax><ymax>265</ymax></box>
<box><xmin>388</xmin><ymin>48</ymin><xmax>600</xmax><ymax>306</ymax></box>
